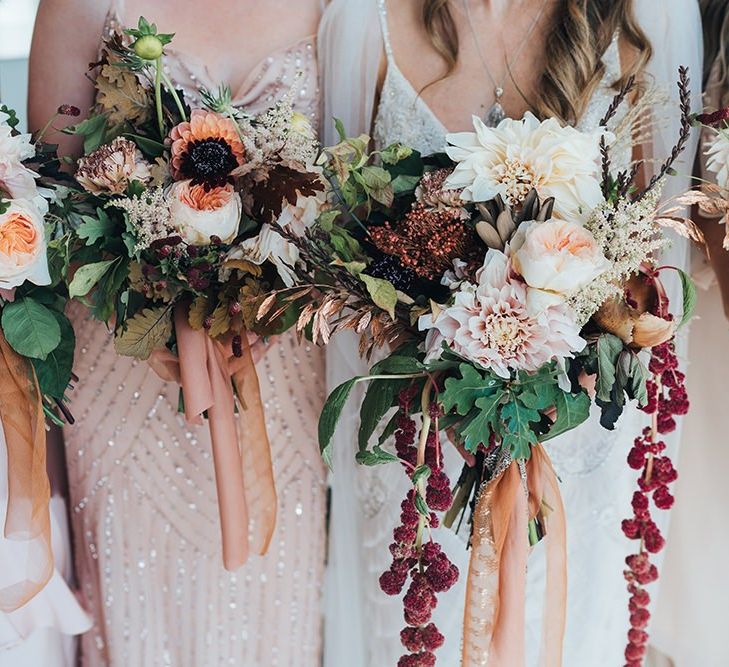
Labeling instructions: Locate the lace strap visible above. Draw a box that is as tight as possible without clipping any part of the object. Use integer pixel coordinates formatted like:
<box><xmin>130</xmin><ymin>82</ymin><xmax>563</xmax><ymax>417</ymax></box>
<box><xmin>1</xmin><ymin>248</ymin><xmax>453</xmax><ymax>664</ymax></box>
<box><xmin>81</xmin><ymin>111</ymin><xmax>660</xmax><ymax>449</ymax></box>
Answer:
<box><xmin>376</xmin><ymin>0</ymin><xmax>395</xmax><ymax>62</ymax></box>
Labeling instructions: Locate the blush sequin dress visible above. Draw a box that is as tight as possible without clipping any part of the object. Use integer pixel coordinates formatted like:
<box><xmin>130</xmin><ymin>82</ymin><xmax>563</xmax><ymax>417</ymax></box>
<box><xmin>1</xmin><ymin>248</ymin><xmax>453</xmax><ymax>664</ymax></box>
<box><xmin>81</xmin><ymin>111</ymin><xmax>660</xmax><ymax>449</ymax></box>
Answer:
<box><xmin>62</xmin><ymin>6</ymin><xmax>326</xmax><ymax>666</ymax></box>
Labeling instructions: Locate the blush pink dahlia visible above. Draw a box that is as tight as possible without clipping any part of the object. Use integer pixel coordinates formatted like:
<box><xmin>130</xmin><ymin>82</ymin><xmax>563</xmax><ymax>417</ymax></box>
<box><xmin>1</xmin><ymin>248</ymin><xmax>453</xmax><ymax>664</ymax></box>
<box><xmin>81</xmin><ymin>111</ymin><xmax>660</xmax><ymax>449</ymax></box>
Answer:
<box><xmin>419</xmin><ymin>251</ymin><xmax>585</xmax><ymax>378</ymax></box>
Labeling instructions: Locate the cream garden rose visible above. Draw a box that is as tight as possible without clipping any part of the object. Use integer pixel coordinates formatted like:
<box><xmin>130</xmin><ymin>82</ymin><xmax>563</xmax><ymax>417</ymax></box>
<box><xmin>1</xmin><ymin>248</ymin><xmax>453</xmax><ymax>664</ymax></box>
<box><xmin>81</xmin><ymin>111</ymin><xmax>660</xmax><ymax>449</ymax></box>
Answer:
<box><xmin>169</xmin><ymin>180</ymin><xmax>241</xmax><ymax>245</ymax></box>
<box><xmin>511</xmin><ymin>219</ymin><xmax>609</xmax><ymax>300</ymax></box>
<box><xmin>0</xmin><ymin>199</ymin><xmax>51</xmax><ymax>290</ymax></box>
<box><xmin>444</xmin><ymin>112</ymin><xmax>607</xmax><ymax>223</ymax></box>
<box><xmin>0</xmin><ymin>122</ymin><xmax>40</xmax><ymax>201</ymax></box>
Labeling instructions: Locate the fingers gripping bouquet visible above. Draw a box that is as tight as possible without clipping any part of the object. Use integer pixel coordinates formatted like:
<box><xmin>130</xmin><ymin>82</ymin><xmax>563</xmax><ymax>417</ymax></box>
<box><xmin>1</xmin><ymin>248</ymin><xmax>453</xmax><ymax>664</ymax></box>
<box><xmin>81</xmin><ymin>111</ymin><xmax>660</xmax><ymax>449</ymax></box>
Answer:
<box><xmin>260</xmin><ymin>72</ymin><xmax>698</xmax><ymax>666</ymax></box>
<box><xmin>57</xmin><ymin>18</ymin><xmax>326</xmax><ymax>569</ymax></box>
<box><xmin>0</xmin><ymin>104</ymin><xmax>78</xmax><ymax>611</ymax></box>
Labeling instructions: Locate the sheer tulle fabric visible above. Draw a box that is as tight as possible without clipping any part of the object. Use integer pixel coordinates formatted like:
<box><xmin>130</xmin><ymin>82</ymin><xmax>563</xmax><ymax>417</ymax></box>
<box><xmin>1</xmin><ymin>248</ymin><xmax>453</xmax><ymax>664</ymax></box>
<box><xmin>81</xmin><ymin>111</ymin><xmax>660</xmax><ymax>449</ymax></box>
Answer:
<box><xmin>0</xmin><ymin>333</ymin><xmax>52</xmax><ymax>613</ymax></box>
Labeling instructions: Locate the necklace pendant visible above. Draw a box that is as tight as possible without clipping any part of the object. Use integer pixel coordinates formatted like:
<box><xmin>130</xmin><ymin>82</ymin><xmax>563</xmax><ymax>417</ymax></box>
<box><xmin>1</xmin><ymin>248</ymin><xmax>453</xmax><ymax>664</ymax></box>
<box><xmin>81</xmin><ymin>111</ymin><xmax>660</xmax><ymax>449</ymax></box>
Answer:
<box><xmin>485</xmin><ymin>101</ymin><xmax>506</xmax><ymax>127</ymax></box>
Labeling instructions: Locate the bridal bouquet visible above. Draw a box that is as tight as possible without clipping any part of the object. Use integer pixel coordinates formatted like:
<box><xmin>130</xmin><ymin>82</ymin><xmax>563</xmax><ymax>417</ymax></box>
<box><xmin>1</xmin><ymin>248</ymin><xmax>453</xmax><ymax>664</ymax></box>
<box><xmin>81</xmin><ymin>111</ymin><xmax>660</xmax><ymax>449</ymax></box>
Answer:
<box><xmin>55</xmin><ymin>17</ymin><xmax>325</xmax><ymax>569</ymax></box>
<box><xmin>259</xmin><ymin>72</ymin><xmax>698</xmax><ymax>666</ymax></box>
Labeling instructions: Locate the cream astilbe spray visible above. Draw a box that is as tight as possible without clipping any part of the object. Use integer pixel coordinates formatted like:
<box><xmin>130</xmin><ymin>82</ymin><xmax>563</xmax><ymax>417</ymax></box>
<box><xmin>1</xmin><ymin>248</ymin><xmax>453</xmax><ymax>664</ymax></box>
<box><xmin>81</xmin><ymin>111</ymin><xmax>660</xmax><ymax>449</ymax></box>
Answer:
<box><xmin>379</xmin><ymin>380</ymin><xmax>458</xmax><ymax>667</ymax></box>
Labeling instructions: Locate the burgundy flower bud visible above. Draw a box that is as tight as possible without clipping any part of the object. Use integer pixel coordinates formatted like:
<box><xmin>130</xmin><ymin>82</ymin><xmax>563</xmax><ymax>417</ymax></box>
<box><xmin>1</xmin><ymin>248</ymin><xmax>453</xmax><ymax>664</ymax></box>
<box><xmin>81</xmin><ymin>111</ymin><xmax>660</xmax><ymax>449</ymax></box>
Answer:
<box><xmin>621</xmin><ymin>519</ymin><xmax>640</xmax><ymax>540</ymax></box>
<box><xmin>58</xmin><ymin>104</ymin><xmax>81</xmax><ymax>117</ymax></box>
<box><xmin>202</xmin><ymin>316</ymin><xmax>214</xmax><ymax>330</ymax></box>
<box><xmin>628</xmin><ymin>629</ymin><xmax>649</xmax><ymax>646</ymax></box>
<box><xmin>232</xmin><ymin>335</ymin><xmax>243</xmax><ymax>358</ymax></box>
<box><xmin>653</xmin><ymin>485</ymin><xmax>675</xmax><ymax>510</ymax></box>
<box><xmin>228</xmin><ymin>301</ymin><xmax>242</xmax><ymax>317</ymax></box>
<box><xmin>627</xmin><ymin>447</ymin><xmax>646</xmax><ymax>470</ymax></box>
<box><xmin>420</xmin><ymin>623</ymin><xmax>444</xmax><ymax>651</ymax></box>
<box><xmin>625</xmin><ymin>642</ymin><xmax>647</xmax><ymax>662</ymax></box>
<box><xmin>629</xmin><ymin>608</ymin><xmax>650</xmax><ymax>630</ymax></box>
<box><xmin>400</xmin><ymin>626</ymin><xmax>423</xmax><ymax>652</ymax></box>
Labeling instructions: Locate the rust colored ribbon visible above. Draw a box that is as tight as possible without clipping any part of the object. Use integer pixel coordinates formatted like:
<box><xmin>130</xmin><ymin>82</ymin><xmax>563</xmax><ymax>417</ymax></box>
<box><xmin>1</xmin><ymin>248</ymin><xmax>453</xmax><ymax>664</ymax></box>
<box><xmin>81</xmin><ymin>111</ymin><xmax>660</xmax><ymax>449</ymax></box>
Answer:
<box><xmin>0</xmin><ymin>331</ymin><xmax>53</xmax><ymax>612</ymax></box>
<box><xmin>149</xmin><ymin>304</ymin><xmax>276</xmax><ymax>570</ymax></box>
<box><xmin>461</xmin><ymin>444</ymin><xmax>567</xmax><ymax>667</ymax></box>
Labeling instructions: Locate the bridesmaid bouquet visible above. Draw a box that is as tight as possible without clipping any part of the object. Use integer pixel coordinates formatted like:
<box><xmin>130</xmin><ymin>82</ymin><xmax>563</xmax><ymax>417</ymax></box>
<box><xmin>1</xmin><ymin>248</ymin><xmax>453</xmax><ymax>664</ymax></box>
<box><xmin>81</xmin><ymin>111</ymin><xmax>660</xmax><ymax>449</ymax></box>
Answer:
<box><xmin>260</xmin><ymin>72</ymin><xmax>699</xmax><ymax>665</ymax></box>
<box><xmin>0</xmin><ymin>105</ymin><xmax>76</xmax><ymax>415</ymax></box>
<box><xmin>53</xmin><ymin>17</ymin><xmax>326</xmax><ymax>569</ymax></box>
<box><xmin>0</xmin><ymin>103</ymin><xmax>77</xmax><ymax>612</ymax></box>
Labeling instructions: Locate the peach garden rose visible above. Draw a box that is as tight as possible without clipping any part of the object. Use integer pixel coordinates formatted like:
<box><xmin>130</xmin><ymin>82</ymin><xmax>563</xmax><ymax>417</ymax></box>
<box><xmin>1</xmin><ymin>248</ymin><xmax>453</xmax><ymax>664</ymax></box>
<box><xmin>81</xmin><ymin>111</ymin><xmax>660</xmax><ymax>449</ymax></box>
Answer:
<box><xmin>510</xmin><ymin>219</ymin><xmax>610</xmax><ymax>301</ymax></box>
<box><xmin>0</xmin><ymin>199</ymin><xmax>51</xmax><ymax>290</ymax></box>
<box><xmin>169</xmin><ymin>180</ymin><xmax>242</xmax><ymax>245</ymax></box>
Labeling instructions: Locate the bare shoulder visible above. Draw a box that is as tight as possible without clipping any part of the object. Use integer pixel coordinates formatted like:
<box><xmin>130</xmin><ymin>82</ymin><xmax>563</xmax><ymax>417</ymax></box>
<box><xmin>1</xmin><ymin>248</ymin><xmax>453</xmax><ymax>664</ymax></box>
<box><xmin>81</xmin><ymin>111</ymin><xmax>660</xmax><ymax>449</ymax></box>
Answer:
<box><xmin>29</xmin><ymin>0</ymin><xmax>112</xmax><ymax>150</ymax></box>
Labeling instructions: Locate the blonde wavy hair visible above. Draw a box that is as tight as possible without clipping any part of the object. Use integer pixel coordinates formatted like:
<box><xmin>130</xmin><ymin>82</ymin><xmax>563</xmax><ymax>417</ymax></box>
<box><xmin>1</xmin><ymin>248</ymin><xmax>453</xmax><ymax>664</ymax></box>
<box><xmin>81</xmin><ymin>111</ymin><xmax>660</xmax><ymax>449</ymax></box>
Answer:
<box><xmin>422</xmin><ymin>0</ymin><xmax>652</xmax><ymax>125</ymax></box>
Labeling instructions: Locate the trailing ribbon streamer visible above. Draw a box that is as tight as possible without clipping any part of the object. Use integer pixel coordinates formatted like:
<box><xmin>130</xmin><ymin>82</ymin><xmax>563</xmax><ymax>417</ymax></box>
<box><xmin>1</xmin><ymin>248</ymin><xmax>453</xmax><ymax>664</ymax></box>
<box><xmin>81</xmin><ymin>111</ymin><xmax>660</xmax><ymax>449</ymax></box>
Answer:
<box><xmin>461</xmin><ymin>444</ymin><xmax>566</xmax><ymax>667</ymax></box>
<box><xmin>149</xmin><ymin>303</ymin><xmax>276</xmax><ymax>570</ymax></box>
<box><xmin>0</xmin><ymin>331</ymin><xmax>53</xmax><ymax>612</ymax></box>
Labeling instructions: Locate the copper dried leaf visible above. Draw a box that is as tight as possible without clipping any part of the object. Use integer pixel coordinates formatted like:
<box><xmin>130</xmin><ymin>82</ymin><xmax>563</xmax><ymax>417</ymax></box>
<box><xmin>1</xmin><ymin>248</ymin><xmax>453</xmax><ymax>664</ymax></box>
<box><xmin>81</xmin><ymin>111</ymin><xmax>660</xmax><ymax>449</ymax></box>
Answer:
<box><xmin>256</xmin><ymin>293</ymin><xmax>278</xmax><ymax>322</ymax></box>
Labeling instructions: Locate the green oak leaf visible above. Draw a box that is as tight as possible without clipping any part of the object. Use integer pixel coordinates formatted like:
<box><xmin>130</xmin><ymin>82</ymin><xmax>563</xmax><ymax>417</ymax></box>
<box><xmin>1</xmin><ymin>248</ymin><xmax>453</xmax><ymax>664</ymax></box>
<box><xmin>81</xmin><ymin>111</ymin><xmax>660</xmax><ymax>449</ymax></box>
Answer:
<box><xmin>501</xmin><ymin>399</ymin><xmax>541</xmax><ymax>460</ymax></box>
<box><xmin>459</xmin><ymin>391</ymin><xmax>507</xmax><ymax>452</ymax></box>
<box><xmin>441</xmin><ymin>364</ymin><xmax>503</xmax><ymax>416</ymax></box>
<box><xmin>77</xmin><ymin>209</ymin><xmax>116</xmax><ymax>246</ymax></box>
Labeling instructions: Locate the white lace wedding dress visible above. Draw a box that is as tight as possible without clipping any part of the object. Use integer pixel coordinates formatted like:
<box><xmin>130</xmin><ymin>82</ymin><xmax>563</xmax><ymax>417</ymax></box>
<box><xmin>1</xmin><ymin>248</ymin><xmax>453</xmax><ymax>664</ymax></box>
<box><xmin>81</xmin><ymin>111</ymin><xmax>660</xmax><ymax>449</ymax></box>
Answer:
<box><xmin>320</xmin><ymin>1</ymin><xmax>701</xmax><ymax>666</ymax></box>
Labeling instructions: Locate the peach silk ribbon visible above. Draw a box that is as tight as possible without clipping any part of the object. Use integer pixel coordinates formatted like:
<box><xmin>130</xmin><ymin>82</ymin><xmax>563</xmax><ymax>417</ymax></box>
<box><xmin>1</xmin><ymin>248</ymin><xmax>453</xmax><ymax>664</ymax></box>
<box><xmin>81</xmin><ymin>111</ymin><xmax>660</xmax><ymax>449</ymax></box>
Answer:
<box><xmin>149</xmin><ymin>304</ymin><xmax>276</xmax><ymax>570</ymax></box>
<box><xmin>0</xmin><ymin>331</ymin><xmax>54</xmax><ymax>612</ymax></box>
<box><xmin>462</xmin><ymin>444</ymin><xmax>567</xmax><ymax>667</ymax></box>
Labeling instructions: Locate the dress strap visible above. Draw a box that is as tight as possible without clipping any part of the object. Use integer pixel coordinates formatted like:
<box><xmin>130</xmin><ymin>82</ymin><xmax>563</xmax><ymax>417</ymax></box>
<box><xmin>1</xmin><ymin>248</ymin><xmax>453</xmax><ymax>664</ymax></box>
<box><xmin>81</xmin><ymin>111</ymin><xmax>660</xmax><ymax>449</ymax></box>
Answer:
<box><xmin>376</xmin><ymin>0</ymin><xmax>395</xmax><ymax>62</ymax></box>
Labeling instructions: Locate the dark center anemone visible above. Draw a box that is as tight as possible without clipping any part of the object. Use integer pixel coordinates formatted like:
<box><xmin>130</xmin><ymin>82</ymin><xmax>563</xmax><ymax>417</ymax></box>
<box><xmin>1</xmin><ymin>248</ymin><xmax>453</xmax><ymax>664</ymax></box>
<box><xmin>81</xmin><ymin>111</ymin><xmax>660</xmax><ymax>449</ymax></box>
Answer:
<box><xmin>180</xmin><ymin>137</ymin><xmax>238</xmax><ymax>190</ymax></box>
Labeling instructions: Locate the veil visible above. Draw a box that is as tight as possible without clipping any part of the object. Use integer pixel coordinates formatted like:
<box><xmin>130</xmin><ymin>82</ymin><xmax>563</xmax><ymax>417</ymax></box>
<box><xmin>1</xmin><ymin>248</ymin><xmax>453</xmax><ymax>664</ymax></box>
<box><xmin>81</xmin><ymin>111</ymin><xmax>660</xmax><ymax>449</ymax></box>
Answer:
<box><xmin>318</xmin><ymin>1</ymin><xmax>702</xmax><ymax>665</ymax></box>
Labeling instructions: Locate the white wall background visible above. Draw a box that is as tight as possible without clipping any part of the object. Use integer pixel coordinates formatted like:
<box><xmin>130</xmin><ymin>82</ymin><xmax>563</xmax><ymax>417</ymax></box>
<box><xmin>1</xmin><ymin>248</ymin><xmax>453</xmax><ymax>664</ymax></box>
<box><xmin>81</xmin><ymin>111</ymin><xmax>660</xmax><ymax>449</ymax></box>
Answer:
<box><xmin>0</xmin><ymin>0</ymin><xmax>41</xmax><ymax>131</ymax></box>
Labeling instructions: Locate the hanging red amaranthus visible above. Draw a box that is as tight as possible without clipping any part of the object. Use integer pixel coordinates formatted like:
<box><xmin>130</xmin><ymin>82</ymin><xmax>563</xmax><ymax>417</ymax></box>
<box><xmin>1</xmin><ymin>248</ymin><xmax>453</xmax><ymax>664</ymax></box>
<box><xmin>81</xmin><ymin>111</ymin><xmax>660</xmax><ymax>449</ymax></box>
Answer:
<box><xmin>379</xmin><ymin>385</ymin><xmax>458</xmax><ymax>667</ymax></box>
<box><xmin>621</xmin><ymin>336</ymin><xmax>688</xmax><ymax>667</ymax></box>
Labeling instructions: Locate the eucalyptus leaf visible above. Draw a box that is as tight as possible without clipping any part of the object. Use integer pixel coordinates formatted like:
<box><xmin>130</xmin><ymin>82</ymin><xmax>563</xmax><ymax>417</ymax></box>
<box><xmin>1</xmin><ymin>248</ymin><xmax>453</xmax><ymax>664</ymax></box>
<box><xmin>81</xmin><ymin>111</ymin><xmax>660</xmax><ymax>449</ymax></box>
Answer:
<box><xmin>596</xmin><ymin>334</ymin><xmax>624</xmax><ymax>402</ymax></box>
<box><xmin>360</xmin><ymin>274</ymin><xmax>398</xmax><ymax>320</ymax></box>
<box><xmin>319</xmin><ymin>377</ymin><xmax>361</xmax><ymax>469</ymax></box>
<box><xmin>69</xmin><ymin>259</ymin><xmax>118</xmax><ymax>299</ymax></box>
<box><xmin>677</xmin><ymin>268</ymin><xmax>697</xmax><ymax>328</ymax></box>
<box><xmin>358</xmin><ymin>378</ymin><xmax>407</xmax><ymax>451</ymax></box>
<box><xmin>542</xmin><ymin>391</ymin><xmax>591</xmax><ymax>442</ymax></box>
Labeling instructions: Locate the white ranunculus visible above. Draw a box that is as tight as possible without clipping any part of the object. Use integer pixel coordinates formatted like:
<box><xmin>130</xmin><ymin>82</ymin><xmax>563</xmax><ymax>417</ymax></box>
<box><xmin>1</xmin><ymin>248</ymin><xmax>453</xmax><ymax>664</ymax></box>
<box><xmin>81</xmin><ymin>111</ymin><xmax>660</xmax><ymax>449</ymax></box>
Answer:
<box><xmin>511</xmin><ymin>219</ymin><xmax>609</xmax><ymax>298</ymax></box>
<box><xmin>169</xmin><ymin>180</ymin><xmax>241</xmax><ymax>245</ymax></box>
<box><xmin>445</xmin><ymin>112</ymin><xmax>608</xmax><ymax>223</ymax></box>
<box><xmin>0</xmin><ymin>199</ymin><xmax>51</xmax><ymax>290</ymax></box>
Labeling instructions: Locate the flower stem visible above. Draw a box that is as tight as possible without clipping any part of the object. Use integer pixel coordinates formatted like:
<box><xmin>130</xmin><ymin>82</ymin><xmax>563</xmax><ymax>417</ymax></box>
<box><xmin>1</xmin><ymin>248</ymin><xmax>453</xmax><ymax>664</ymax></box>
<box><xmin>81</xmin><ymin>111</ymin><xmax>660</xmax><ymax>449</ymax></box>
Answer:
<box><xmin>415</xmin><ymin>378</ymin><xmax>434</xmax><ymax>558</ymax></box>
<box><xmin>154</xmin><ymin>57</ymin><xmax>164</xmax><ymax>139</ymax></box>
<box><xmin>160</xmin><ymin>69</ymin><xmax>188</xmax><ymax>122</ymax></box>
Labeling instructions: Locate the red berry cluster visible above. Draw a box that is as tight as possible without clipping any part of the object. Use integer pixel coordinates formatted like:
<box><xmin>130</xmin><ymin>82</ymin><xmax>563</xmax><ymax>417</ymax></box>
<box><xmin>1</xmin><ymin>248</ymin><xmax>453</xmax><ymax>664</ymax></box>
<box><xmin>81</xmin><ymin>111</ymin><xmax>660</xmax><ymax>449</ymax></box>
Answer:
<box><xmin>622</xmin><ymin>339</ymin><xmax>687</xmax><ymax>667</ymax></box>
<box><xmin>380</xmin><ymin>388</ymin><xmax>458</xmax><ymax>667</ymax></box>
